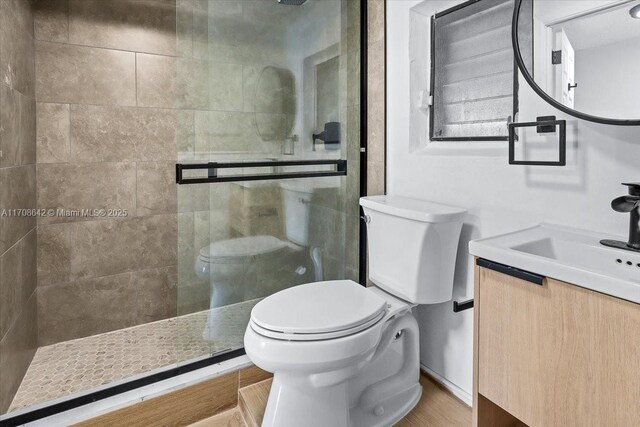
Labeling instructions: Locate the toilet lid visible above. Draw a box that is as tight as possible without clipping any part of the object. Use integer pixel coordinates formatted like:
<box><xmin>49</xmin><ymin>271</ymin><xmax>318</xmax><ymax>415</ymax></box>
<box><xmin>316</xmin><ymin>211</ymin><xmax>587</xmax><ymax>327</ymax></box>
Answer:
<box><xmin>250</xmin><ymin>280</ymin><xmax>387</xmax><ymax>337</ymax></box>
<box><xmin>199</xmin><ymin>236</ymin><xmax>287</xmax><ymax>261</ymax></box>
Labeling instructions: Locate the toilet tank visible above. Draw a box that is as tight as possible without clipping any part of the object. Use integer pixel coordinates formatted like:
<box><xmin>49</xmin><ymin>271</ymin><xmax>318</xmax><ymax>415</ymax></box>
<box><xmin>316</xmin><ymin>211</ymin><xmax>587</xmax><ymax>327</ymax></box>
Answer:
<box><xmin>281</xmin><ymin>179</ymin><xmax>339</xmax><ymax>246</ymax></box>
<box><xmin>360</xmin><ymin>195</ymin><xmax>466</xmax><ymax>304</ymax></box>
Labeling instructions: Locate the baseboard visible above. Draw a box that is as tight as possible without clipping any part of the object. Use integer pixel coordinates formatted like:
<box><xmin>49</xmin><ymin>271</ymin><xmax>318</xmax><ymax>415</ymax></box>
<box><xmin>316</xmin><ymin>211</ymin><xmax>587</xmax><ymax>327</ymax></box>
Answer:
<box><xmin>420</xmin><ymin>364</ymin><xmax>472</xmax><ymax>407</ymax></box>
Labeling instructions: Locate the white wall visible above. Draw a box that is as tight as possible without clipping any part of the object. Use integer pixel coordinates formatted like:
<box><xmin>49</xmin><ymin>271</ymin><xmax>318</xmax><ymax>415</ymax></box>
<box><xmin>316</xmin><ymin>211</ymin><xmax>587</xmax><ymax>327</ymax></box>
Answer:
<box><xmin>575</xmin><ymin>37</ymin><xmax>640</xmax><ymax>119</ymax></box>
<box><xmin>387</xmin><ymin>0</ymin><xmax>640</xmax><ymax>398</ymax></box>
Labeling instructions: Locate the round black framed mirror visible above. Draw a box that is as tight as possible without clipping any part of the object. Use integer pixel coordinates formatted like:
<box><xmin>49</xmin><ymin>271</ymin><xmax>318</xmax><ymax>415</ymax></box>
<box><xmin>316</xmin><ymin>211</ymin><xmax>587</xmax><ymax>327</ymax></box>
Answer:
<box><xmin>512</xmin><ymin>0</ymin><xmax>640</xmax><ymax>126</ymax></box>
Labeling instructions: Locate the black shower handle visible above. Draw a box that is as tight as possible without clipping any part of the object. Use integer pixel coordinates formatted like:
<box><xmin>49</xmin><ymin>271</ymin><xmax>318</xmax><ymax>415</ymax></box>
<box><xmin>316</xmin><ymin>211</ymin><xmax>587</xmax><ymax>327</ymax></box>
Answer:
<box><xmin>312</xmin><ymin>122</ymin><xmax>340</xmax><ymax>144</ymax></box>
<box><xmin>312</xmin><ymin>130</ymin><xmax>326</xmax><ymax>142</ymax></box>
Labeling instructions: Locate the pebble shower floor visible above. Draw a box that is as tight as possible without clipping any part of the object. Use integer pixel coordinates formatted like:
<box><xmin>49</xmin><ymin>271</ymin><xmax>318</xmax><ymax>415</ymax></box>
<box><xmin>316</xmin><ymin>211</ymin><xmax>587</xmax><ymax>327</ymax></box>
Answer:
<box><xmin>8</xmin><ymin>299</ymin><xmax>259</xmax><ymax>412</ymax></box>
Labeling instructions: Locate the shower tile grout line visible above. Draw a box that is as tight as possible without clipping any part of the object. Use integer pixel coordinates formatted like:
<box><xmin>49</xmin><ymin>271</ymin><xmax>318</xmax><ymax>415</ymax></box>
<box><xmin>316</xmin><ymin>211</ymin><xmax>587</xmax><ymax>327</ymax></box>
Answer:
<box><xmin>34</xmin><ymin>99</ymin><xmax>274</xmax><ymax>116</ymax></box>
<box><xmin>34</xmin><ymin>39</ymin><xmax>184</xmax><ymax>60</ymax></box>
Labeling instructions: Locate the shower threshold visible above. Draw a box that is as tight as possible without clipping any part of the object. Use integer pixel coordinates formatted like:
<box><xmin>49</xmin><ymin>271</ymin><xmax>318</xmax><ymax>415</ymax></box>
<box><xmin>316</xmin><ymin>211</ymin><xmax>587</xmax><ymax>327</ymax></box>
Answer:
<box><xmin>8</xmin><ymin>299</ymin><xmax>260</xmax><ymax>414</ymax></box>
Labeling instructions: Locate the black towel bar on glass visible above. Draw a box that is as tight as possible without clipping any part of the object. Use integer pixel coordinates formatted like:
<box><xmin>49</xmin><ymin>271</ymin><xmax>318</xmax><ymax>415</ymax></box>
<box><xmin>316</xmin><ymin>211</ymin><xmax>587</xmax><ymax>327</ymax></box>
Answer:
<box><xmin>175</xmin><ymin>159</ymin><xmax>347</xmax><ymax>184</ymax></box>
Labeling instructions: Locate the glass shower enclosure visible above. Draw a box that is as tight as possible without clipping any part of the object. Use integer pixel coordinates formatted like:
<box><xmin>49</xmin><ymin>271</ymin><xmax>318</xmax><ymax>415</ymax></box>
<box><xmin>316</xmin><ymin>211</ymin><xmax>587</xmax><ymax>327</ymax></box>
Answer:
<box><xmin>174</xmin><ymin>0</ymin><xmax>362</xmax><ymax>362</ymax></box>
<box><xmin>0</xmin><ymin>0</ymin><xmax>360</xmax><ymax>420</ymax></box>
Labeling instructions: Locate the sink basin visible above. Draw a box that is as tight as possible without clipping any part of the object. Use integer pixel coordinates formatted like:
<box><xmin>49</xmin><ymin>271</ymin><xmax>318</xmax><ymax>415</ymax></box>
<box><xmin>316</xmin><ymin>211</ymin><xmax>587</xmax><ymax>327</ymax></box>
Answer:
<box><xmin>469</xmin><ymin>224</ymin><xmax>640</xmax><ymax>304</ymax></box>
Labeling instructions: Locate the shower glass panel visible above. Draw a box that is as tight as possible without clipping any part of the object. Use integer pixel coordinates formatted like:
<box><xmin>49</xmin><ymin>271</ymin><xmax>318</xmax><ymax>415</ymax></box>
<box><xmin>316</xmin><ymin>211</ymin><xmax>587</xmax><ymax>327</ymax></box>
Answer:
<box><xmin>0</xmin><ymin>0</ymin><xmax>359</xmax><ymax>419</ymax></box>
<box><xmin>175</xmin><ymin>0</ymin><xmax>361</xmax><ymax>362</ymax></box>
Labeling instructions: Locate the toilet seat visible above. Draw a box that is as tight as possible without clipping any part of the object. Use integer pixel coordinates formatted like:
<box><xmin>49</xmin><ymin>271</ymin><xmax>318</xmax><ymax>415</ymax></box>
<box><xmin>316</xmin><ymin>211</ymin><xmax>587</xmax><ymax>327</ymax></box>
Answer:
<box><xmin>250</xmin><ymin>280</ymin><xmax>388</xmax><ymax>341</ymax></box>
<box><xmin>244</xmin><ymin>282</ymin><xmax>414</xmax><ymax>388</ymax></box>
<box><xmin>250</xmin><ymin>310</ymin><xmax>386</xmax><ymax>341</ymax></box>
<box><xmin>198</xmin><ymin>235</ymin><xmax>288</xmax><ymax>263</ymax></box>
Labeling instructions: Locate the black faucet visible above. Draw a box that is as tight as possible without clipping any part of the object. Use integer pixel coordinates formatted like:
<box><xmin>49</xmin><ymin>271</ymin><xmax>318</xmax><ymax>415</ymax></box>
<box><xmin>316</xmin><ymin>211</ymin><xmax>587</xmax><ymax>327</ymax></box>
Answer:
<box><xmin>601</xmin><ymin>183</ymin><xmax>640</xmax><ymax>252</ymax></box>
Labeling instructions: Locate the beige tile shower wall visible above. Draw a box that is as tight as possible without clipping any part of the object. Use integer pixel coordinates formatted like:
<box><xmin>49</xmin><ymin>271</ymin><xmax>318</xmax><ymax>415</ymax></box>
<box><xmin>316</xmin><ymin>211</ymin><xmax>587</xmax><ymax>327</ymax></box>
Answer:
<box><xmin>340</xmin><ymin>0</ymin><xmax>385</xmax><ymax>284</ymax></box>
<box><xmin>33</xmin><ymin>0</ymin><xmax>305</xmax><ymax>346</ymax></box>
<box><xmin>33</xmin><ymin>0</ymin><xmax>206</xmax><ymax>346</ymax></box>
<box><xmin>367</xmin><ymin>0</ymin><xmax>385</xmax><ymax>196</ymax></box>
<box><xmin>0</xmin><ymin>0</ymin><xmax>38</xmax><ymax>413</ymax></box>
<box><xmin>342</xmin><ymin>0</ymin><xmax>361</xmax><ymax>282</ymax></box>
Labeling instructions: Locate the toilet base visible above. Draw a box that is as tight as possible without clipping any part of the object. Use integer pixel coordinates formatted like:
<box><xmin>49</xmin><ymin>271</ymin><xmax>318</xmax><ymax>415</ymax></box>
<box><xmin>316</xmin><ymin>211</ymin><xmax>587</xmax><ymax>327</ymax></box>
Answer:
<box><xmin>257</xmin><ymin>311</ymin><xmax>422</xmax><ymax>427</ymax></box>
<box><xmin>262</xmin><ymin>374</ymin><xmax>350</xmax><ymax>427</ymax></box>
<box><xmin>350</xmin><ymin>383</ymin><xmax>422</xmax><ymax>427</ymax></box>
<box><xmin>261</xmin><ymin>373</ymin><xmax>421</xmax><ymax>427</ymax></box>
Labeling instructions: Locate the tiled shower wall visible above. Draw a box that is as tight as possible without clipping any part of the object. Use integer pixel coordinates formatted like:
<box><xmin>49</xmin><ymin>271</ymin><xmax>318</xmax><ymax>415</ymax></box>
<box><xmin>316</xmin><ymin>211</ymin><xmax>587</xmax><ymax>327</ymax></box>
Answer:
<box><xmin>343</xmin><ymin>0</ymin><xmax>362</xmax><ymax>282</ymax></box>
<box><xmin>32</xmin><ymin>0</ymin><xmax>360</xmax><ymax>346</ymax></box>
<box><xmin>0</xmin><ymin>0</ymin><xmax>38</xmax><ymax>412</ymax></box>
<box><xmin>367</xmin><ymin>0</ymin><xmax>385</xmax><ymax>196</ymax></box>
<box><xmin>33</xmin><ymin>0</ymin><xmax>193</xmax><ymax>346</ymax></box>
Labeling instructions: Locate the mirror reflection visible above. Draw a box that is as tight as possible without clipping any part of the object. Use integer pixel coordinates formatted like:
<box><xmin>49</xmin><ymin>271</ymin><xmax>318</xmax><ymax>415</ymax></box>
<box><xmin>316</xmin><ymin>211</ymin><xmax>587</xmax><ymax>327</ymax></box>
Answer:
<box><xmin>517</xmin><ymin>0</ymin><xmax>640</xmax><ymax>121</ymax></box>
<box><xmin>253</xmin><ymin>66</ymin><xmax>296</xmax><ymax>142</ymax></box>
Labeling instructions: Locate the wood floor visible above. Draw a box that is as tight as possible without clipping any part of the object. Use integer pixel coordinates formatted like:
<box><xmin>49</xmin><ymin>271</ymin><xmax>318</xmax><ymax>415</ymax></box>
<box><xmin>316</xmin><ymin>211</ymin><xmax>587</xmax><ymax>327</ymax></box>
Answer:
<box><xmin>190</xmin><ymin>409</ymin><xmax>246</xmax><ymax>427</ymax></box>
<box><xmin>192</xmin><ymin>372</ymin><xmax>471</xmax><ymax>427</ymax></box>
<box><xmin>238</xmin><ymin>378</ymin><xmax>271</xmax><ymax>427</ymax></box>
<box><xmin>397</xmin><ymin>374</ymin><xmax>471</xmax><ymax>426</ymax></box>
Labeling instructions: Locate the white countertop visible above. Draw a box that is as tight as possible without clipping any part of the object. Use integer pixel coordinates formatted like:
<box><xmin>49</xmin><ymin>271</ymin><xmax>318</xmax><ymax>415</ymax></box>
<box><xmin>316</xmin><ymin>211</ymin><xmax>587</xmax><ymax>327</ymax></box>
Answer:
<box><xmin>469</xmin><ymin>224</ymin><xmax>640</xmax><ymax>304</ymax></box>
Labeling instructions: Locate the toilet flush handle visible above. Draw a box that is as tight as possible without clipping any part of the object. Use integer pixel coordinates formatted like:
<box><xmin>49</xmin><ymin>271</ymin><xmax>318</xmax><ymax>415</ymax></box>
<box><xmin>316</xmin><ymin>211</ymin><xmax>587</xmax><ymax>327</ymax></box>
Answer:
<box><xmin>361</xmin><ymin>214</ymin><xmax>371</xmax><ymax>224</ymax></box>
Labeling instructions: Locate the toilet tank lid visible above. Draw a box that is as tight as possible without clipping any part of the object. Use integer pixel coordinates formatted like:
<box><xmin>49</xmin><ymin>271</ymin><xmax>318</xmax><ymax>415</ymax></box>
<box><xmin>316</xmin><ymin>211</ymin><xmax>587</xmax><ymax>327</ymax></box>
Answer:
<box><xmin>360</xmin><ymin>195</ymin><xmax>466</xmax><ymax>223</ymax></box>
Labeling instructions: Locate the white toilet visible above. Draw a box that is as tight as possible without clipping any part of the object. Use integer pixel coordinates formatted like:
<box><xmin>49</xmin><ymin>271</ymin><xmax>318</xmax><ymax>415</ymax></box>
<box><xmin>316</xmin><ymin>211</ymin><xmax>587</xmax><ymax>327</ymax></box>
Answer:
<box><xmin>194</xmin><ymin>181</ymin><xmax>329</xmax><ymax>308</ymax></box>
<box><xmin>195</xmin><ymin>180</ymin><xmax>336</xmax><ymax>338</ymax></box>
<box><xmin>195</xmin><ymin>236</ymin><xmax>292</xmax><ymax>308</ymax></box>
<box><xmin>244</xmin><ymin>195</ymin><xmax>466</xmax><ymax>427</ymax></box>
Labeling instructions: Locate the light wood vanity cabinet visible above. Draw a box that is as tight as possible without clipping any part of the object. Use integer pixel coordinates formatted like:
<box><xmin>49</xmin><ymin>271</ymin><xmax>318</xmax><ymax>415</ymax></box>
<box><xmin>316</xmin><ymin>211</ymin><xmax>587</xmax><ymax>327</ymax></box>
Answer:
<box><xmin>473</xmin><ymin>260</ymin><xmax>640</xmax><ymax>427</ymax></box>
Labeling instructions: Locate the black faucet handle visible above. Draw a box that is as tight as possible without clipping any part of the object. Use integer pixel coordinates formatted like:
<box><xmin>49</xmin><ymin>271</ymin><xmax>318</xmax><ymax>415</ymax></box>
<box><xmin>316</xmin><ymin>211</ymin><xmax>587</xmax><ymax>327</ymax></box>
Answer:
<box><xmin>612</xmin><ymin>195</ymin><xmax>640</xmax><ymax>213</ymax></box>
<box><xmin>622</xmin><ymin>182</ymin><xmax>640</xmax><ymax>196</ymax></box>
<box><xmin>604</xmin><ymin>183</ymin><xmax>640</xmax><ymax>251</ymax></box>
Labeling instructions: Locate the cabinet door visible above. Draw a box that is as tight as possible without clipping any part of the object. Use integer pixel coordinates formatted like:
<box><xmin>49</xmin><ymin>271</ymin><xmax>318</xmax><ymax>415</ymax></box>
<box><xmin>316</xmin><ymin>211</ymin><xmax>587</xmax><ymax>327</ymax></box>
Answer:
<box><xmin>477</xmin><ymin>267</ymin><xmax>640</xmax><ymax>427</ymax></box>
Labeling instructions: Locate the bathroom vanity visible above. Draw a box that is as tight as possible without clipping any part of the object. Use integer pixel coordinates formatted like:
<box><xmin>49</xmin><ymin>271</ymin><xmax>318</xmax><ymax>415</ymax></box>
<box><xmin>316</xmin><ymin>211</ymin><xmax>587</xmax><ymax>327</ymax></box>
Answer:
<box><xmin>470</xmin><ymin>225</ymin><xmax>640</xmax><ymax>427</ymax></box>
